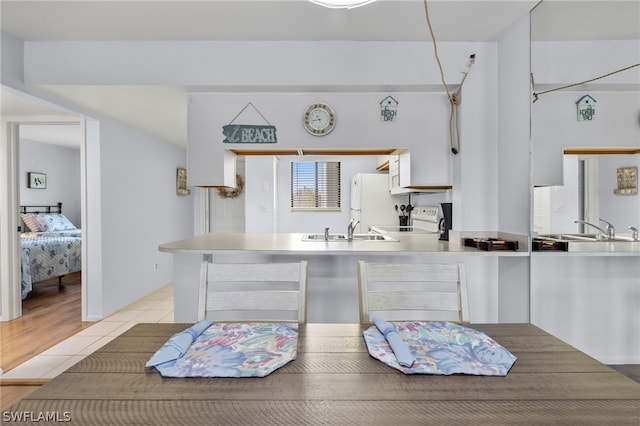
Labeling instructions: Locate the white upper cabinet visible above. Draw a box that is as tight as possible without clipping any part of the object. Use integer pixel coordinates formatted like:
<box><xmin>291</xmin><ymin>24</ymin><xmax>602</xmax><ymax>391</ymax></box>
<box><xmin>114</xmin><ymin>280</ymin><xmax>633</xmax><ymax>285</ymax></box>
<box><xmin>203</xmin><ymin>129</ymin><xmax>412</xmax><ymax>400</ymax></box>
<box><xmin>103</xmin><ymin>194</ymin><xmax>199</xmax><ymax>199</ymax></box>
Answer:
<box><xmin>389</xmin><ymin>152</ymin><xmax>451</xmax><ymax>194</ymax></box>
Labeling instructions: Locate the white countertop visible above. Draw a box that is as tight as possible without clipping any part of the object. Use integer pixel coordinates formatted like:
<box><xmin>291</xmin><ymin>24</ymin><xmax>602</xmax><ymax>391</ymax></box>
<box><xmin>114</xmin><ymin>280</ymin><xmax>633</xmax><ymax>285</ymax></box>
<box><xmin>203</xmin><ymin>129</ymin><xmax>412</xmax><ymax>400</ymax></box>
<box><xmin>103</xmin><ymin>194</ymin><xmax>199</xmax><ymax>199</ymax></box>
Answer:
<box><xmin>158</xmin><ymin>232</ymin><xmax>529</xmax><ymax>256</ymax></box>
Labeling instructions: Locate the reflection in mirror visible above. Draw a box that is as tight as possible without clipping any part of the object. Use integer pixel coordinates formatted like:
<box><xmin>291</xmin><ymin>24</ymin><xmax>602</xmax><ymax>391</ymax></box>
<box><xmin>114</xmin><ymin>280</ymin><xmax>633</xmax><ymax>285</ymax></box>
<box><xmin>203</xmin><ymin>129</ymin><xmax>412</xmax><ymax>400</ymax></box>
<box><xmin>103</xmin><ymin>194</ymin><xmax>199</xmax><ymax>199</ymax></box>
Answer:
<box><xmin>531</xmin><ymin>0</ymin><xmax>640</xmax><ymax>235</ymax></box>
<box><xmin>533</xmin><ymin>154</ymin><xmax>640</xmax><ymax>237</ymax></box>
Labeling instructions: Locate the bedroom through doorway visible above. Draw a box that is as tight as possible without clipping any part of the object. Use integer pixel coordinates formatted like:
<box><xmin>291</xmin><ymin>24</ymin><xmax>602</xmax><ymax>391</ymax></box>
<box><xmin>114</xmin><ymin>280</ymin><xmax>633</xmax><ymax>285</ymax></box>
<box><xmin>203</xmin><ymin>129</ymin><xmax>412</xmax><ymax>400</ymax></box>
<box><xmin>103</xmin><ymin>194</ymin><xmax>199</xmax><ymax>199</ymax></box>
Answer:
<box><xmin>18</xmin><ymin>123</ymin><xmax>83</xmax><ymax>309</ymax></box>
<box><xmin>1</xmin><ymin>88</ymin><xmax>90</xmax><ymax>331</ymax></box>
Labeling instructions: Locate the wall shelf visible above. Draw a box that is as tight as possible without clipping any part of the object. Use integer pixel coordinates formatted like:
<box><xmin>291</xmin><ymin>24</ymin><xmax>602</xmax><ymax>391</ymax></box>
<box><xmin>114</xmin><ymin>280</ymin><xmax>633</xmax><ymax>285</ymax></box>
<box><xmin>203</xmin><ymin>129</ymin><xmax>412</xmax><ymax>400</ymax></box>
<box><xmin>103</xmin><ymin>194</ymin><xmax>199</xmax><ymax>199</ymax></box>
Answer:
<box><xmin>563</xmin><ymin>147</ymin><xmax>640</xmax><ymax>155</ymax></box>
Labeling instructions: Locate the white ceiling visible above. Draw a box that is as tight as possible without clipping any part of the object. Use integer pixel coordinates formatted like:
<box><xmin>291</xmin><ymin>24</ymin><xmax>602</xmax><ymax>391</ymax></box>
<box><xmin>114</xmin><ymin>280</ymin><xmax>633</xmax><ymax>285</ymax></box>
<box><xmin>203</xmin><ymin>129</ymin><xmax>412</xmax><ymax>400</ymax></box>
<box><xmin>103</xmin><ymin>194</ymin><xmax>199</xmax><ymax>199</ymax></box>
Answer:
<box><xmin>1</xmin><ymin>0</ymin><xmax>638</xmax><ymax>148</ymax></box>
<box><xmin>19</xmin><ymin>124</ymin><xmax>84</xmax><ymax>149</ymax></box>
<box><xmin>1</xmin><ymin>0</ymin><xmax>539</xmax><ymax>43</ymax></box>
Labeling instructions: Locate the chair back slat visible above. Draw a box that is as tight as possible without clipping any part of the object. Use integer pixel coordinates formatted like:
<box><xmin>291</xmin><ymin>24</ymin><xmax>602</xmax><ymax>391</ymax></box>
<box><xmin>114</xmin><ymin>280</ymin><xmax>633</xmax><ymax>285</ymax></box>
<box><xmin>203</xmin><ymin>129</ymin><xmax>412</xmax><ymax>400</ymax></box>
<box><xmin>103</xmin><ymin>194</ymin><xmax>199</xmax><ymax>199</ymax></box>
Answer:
<box><xmin>358</xmin><ymin>261</ymin><xmax>469</xmax><ymax>324</ymax></box>
<box><xmin>198</xmin><ymin>261</ymin><xmax>307</xmax><ymax>323</ymax></box>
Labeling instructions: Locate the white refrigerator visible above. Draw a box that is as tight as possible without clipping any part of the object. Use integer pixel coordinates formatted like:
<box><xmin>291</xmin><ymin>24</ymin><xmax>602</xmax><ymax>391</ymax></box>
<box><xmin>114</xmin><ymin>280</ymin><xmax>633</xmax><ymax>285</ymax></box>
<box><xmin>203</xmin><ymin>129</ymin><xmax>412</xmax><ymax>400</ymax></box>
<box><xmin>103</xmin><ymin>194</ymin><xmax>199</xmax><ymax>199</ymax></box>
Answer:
<box><xmin>350</xmin><ymin>173</ymin><xmax>399</xmax><ymax>233</ymax></box>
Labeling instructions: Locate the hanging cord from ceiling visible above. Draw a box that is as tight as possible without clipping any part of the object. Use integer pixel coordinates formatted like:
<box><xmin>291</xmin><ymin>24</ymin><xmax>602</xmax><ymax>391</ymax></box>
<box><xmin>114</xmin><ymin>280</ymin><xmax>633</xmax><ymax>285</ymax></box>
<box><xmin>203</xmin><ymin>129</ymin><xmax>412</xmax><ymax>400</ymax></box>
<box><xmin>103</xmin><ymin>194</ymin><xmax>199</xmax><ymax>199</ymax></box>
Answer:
<box><xmin>422</xmin><ymin>0</ymin><xmax>475</xmax><ymax>155</ymax></box>
<box><xmin>532</xmin><ymin>63</ymin><xmax>640</xmax><ymax>103</ymax></box>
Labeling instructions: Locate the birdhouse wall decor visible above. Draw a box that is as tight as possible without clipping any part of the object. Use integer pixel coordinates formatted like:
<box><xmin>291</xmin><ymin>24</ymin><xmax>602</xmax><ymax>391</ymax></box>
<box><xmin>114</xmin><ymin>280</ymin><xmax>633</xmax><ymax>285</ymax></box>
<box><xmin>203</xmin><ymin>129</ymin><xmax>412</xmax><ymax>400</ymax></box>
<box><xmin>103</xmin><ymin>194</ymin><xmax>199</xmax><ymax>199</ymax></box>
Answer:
<box><xmin>576</xmin><ymin>95</ymin><xmax>596</xmax><ymax>121</ymax></box>
<box><xmin>380</xmin><ymin>96</ymin><xmax>398</xmax><ymax>122</ymax></box>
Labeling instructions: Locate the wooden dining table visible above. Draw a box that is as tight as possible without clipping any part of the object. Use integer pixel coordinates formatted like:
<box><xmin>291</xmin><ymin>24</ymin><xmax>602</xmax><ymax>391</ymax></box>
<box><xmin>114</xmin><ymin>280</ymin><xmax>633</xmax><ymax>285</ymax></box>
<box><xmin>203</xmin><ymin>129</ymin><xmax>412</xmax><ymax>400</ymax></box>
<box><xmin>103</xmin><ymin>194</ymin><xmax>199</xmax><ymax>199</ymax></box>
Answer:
<box><xmin>7</xmin><ymin>323</ymin><xmax>640</xmax><ymax>424</ymax></box>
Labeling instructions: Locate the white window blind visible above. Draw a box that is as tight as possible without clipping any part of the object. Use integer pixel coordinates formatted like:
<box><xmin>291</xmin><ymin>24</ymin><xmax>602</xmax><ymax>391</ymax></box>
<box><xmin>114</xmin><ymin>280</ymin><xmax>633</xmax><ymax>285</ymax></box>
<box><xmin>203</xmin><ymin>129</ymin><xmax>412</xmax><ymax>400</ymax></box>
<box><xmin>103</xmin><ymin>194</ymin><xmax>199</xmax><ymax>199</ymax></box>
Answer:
<box><xmin>291</xmin><ymin>161</ymin><xmax>341</xmax><ymax>210</ymax></box>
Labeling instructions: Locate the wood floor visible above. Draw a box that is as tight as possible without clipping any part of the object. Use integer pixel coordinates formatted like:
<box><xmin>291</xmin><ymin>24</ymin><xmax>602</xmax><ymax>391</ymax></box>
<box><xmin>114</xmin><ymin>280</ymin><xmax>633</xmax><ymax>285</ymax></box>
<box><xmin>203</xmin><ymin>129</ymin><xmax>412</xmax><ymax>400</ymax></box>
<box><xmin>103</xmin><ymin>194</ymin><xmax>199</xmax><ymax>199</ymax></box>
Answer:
<box><xmin>1</xmin><ymin>272</ymin><xmax>92</xmax><ymax>372</ymax></box>
<box><xmin>1</xmin><ymin>272</ymin><xmax>93</xmax><ymax>410</ymax></box>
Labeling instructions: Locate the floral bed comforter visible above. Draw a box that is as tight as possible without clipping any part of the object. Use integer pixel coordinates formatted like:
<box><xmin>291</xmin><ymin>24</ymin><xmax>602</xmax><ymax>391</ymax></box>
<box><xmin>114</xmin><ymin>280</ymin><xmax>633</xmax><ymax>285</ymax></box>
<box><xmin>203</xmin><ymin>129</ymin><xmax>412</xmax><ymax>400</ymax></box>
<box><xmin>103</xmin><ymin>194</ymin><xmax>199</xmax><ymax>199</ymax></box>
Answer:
<box><xmin>20</xmin><ymin>231</ymin><xmax>82</xmax><ymax>299</ymax></box>
<box><xmin>363</xmin><ymin>321</ymin><xmax>517</xmax><ymax>376</ymax></box>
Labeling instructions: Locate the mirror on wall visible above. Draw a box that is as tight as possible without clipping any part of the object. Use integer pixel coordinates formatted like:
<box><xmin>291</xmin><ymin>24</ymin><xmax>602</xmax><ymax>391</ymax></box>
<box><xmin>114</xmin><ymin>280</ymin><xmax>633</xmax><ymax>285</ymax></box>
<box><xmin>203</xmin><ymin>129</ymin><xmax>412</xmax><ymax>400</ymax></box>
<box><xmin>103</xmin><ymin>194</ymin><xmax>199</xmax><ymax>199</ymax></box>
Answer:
<box><xmin>530</xmin><ymin>0</ymin><xmax>640</xmax><ymax>236</ymax></box>
<box><xmin>533</xmin><ymin>153</ymin><xmax>640</xmax><ymax>236</ymax></box>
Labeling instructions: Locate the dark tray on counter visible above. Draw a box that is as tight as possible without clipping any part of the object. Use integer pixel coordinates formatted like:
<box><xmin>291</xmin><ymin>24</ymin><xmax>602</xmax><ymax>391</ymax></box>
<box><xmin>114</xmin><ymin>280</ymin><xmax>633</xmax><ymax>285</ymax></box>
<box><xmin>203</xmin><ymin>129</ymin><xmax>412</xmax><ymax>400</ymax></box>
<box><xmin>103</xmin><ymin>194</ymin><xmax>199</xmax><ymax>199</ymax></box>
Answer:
<box><xmin>532</xmin><ymin>238</ymin><xmax>569</xmax><ymax>251</ymax></box>
<box><xmin>464</xmin><ymin>238</ymin><xmax>519</xmax><ymax>251</ymax></box>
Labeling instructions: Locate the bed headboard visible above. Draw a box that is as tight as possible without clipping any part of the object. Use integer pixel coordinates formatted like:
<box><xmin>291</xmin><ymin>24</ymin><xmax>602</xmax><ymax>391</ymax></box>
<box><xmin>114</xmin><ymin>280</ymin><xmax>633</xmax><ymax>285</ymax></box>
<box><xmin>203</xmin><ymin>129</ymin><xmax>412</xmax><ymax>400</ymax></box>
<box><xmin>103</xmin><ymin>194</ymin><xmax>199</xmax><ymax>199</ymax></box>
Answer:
<box><xmin>20</xmin><ymin>202</ymin><xmax>63</xmax><ymax>215</ymax></box>
<box><xmin>19</xmin><ymin>202</ymin><xmax>63</xmax><ymax>232</ymax></box>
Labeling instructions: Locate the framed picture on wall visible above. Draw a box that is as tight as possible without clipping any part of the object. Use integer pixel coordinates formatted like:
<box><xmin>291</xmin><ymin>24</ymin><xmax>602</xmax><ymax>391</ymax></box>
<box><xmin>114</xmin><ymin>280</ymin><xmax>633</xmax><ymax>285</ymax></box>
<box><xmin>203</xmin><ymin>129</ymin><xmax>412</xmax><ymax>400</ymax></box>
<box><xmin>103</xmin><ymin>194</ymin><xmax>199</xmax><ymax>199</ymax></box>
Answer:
<box><xmin>28</xmin><ymin>172</ymin><xmax>47</xmax><ymax>189</ymax></box>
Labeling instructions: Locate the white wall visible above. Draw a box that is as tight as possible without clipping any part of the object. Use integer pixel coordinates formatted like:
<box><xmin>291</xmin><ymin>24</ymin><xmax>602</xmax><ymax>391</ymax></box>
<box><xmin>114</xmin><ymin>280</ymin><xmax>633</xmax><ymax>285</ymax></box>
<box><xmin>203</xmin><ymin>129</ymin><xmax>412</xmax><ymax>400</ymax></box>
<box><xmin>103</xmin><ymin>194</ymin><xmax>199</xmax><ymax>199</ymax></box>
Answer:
<box><xmin>531</xmin><ymin>255</ymin><xmax>640</xmax><ymax>364</ymax></box>
<box><xmin>496</xmin><ymin>15</ymin><xmax>531</xmax><ymax>323</ymax></box>
<box><xmin>19</xmin><ymin>139</ymin><xmax>81</xmax><ymax>227</ymax></box>
<box><xmin>246</xmin><ymin>155</ymin><xmax>411</xmax><ymax>233</ymax></box>
<box><xmin>24</xmin><ymin>40</ymin><xmax>484</xmax><ymax>88</ymax></box>
<box><xmin>537</xmin><ymin>154</ymin><xmax>640</xmax><ymax>235</ymax></box>
<box><xmin>188</xmin><ymin>91</ymin><xmax>452</xmax><ymax>188</ymax></box>
<box><xmin>244</xmin><ymin>154</ymin><xmax>453</xmax><ymax>234</ymax></box>
<box><xmin>98</xmin><ymin>119</ymin><xmax>193</xmax><ymax>317</ymax></box>
<box><xmin>209</xmin><ymin>157</ymin><xmax>246</xmax><ymax>233</ymax></box>
<box><xmin>598</xmin><ymin>155</ymin><xmax>640</xmax><ymax>232</ymax></box>
<box><xmin>1</xmin><ymin>31</ymin><xmax>26</xmax><ymax>320</ymax></box>
<box><xmin>244</xmin><ymin>156</ymin><xmax>276</xmax><ymax>232</ymax></box>
<box><xmin>531</xmin><ymin>39</ymin><xmax>640</xmax><ymax>186</ymax></box>
<box><xmin>547</xmin><ymin>155</ymin><xmax>580</xmax><ymax>234</ymax></box>
<box><xmin>532</xmin><ymin>40</ymin><xmax>640</xmax><ymax>87</ymax></box>
<box><xmin>497</xmin><ymin>15</ymin><xmax>531</xmax><ymax>235</ymax></box>
<box><xmin>275</xmin><ymin>156</ymin><xmax>394</xmax><ymax>233</ymax></box>
<box><xmin>1</xmin><ymin>31</ymin><xmax>24</xmax><ymax>87</ymax></box>
<box><xmin>23</xmin><ymin>38</ymin><xmax>501</xmax><ymax>233</ymax></box>
<box><xmin>2</xmin><ymin>32</ymin><xmax>194</xmax><ymax>320</ymax></box>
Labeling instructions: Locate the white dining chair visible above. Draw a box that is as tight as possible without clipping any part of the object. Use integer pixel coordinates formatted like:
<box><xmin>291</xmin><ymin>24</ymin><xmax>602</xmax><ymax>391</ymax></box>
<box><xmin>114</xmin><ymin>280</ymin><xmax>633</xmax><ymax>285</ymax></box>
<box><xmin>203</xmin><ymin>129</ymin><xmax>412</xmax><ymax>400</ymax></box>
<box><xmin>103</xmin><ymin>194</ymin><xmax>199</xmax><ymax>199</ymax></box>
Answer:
<box><xmin>197</xmin><ymin>261</ymin><xmax>308</xmax><ymax>323</ymax></box>
<box><xmin>357</xmin><ymin>260</ymin><xmax>469</xmax><ymax>324</ymax></box>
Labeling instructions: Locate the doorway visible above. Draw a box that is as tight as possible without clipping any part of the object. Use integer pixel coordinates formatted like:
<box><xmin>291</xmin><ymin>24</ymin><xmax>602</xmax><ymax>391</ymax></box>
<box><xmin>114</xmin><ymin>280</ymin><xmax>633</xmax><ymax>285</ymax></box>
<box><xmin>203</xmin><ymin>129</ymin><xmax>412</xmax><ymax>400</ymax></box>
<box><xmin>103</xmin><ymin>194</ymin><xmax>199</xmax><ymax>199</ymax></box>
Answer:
<box><xmin>18</xmin><ymin>123</ymin><xmax>83</xmax><ymax>311</ymax></box>
<box><xmin>578</xmin><ymin>156</ymin><xmax>599</xmax><ymax>230</ymax></box>
<box><xmin>1</xmin><ymin>91</ymin><xmax>88</xmax><ymax>322</ymax></box>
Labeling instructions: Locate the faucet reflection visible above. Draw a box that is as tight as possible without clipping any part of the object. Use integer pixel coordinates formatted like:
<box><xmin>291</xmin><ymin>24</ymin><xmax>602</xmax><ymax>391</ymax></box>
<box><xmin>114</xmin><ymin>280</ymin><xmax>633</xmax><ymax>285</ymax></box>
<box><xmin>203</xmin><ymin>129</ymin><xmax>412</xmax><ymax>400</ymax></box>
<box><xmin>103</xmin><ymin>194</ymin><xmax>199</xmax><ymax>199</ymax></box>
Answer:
<box><xmin>574</xmin><ymin>219</ymin><xmax>615</xmax><ymax>240</ymax></box>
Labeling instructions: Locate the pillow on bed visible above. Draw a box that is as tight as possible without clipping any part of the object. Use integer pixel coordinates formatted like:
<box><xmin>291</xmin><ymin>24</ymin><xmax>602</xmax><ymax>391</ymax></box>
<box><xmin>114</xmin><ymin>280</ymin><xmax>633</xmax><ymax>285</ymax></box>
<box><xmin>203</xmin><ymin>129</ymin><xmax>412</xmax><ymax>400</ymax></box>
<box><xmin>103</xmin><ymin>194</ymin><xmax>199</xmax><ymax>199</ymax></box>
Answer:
<box><xmin>20</xmin><ymin>213</ymin><xmax>45</xmax><ymax>232</ymax></box>
<box><xmin>35</xmin><ymin>213</ymin><xmax>77</xmax><ymax>232</ymax></box>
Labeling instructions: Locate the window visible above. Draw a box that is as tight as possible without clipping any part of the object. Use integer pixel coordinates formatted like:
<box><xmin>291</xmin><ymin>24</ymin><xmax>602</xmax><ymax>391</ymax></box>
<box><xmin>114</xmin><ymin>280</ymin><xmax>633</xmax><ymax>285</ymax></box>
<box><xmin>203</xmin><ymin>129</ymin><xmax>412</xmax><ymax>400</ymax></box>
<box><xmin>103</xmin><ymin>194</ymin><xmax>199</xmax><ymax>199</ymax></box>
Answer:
<box><xmin>291</xmin><ymin>161</ymin><xmax>341</xmax><ymax>210</ymax></box>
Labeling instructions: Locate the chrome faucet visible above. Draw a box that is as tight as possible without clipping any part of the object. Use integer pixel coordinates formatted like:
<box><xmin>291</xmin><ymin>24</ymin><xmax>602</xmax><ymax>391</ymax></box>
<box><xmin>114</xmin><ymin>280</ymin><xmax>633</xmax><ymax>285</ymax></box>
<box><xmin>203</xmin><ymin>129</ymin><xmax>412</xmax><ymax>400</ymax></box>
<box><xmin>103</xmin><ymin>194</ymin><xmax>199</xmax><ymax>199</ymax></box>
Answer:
<box><xmin>628</xmin><ymin>226</ymin><xmax>639</xmax><ymax>241</ymax></box>
<box><xmin>347</xmin><ymin>218</ymin><xmax>359</xmax><ymax>240</ymax></box>
<box><xmin>574</xmin><ymin>219</ymin><xmax>615</xmax><ymax>239</ymax></box>
<box><xmin>324</xmin><ymin>227</ymin><xmax>330</xmax><ymax>241</ymax></box>
<box><xmin>598</xmin><ymin>218</ymin><xmax>616</xmax><ymax>239</ymax></box>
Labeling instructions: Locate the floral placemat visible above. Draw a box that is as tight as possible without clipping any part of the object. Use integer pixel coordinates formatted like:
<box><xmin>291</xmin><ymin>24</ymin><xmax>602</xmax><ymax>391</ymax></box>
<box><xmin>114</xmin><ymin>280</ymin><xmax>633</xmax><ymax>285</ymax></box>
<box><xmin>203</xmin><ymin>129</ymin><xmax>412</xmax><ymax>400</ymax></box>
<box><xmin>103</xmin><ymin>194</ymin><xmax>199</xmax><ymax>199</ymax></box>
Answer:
<box><xmin>152</xmin><ymin>322</ymin><xmax>298</xmax><ymax>378</ymax></box>
<box><xmin>363</xmin><ymin>321</ymin><xmax>517</xmax><ymax>376</ymax></box>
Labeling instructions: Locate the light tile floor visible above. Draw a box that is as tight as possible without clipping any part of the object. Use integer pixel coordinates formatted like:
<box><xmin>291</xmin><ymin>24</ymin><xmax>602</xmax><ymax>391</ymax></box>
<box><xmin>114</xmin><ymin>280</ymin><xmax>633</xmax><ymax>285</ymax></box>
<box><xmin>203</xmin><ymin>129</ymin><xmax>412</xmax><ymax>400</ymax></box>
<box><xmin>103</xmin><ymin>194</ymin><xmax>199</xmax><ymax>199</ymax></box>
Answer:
<box><xmin>2</xmin><ymin>284</ymin><xmax>174</xmax><ymax>379</ymax></box>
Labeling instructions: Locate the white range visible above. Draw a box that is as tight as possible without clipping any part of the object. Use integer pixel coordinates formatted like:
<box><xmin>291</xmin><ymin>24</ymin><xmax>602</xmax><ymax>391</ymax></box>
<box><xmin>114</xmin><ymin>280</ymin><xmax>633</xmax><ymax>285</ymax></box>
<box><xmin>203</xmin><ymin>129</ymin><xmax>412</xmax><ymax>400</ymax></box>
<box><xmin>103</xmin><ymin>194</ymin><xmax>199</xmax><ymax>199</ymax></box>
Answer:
<box><xmin>370</xmin><ymin>206</ymin><xmax>441</xmax><ymax>235</ymax></box>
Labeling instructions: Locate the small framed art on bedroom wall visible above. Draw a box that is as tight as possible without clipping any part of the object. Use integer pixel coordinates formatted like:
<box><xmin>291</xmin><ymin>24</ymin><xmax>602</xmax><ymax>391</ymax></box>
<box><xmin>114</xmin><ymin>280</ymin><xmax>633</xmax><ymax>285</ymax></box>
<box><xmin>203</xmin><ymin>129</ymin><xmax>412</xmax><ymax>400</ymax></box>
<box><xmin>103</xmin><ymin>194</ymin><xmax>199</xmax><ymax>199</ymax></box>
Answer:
<box><xmin>28</xmin><ymin>172</ymin><xmax>47</xmax><ymax>189</ymax></box>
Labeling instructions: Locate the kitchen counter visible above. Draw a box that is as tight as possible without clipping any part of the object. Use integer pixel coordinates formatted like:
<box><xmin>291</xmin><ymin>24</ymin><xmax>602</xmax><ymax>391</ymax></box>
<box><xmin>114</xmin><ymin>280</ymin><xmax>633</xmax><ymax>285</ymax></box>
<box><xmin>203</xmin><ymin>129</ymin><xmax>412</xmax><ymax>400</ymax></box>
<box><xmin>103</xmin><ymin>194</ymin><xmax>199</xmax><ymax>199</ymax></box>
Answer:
<box><xmin>159</xmin><ymin>232</ymin><xmax>529</xmax><ymax>256</ymax></box>
<box><xmin>159</xmin><ymin>232</ymin><xmax>529</xmax><ymax>324</ymax></box>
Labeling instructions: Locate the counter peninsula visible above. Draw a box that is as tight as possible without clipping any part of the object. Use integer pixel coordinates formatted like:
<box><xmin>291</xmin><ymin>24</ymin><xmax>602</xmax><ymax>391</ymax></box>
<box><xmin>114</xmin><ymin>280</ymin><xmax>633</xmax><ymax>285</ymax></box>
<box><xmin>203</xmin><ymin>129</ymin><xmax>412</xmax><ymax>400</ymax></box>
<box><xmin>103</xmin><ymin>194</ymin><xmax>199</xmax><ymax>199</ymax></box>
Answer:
<box><xmin>159</xmin><ymin>232</ymin><xmax>528</xmax><ymax>323</ymax></box>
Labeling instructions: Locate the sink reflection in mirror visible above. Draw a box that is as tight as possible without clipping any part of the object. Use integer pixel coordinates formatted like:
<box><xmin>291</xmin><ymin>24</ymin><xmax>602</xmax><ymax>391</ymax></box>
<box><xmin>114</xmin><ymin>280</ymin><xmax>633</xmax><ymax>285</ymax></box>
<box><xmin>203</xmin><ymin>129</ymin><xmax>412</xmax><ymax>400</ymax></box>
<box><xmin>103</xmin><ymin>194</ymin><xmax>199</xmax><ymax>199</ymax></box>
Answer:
<box><xmin>538</xmin><ymin>234</ymin><xmax>603</xmax><ymax>241</ymax></box>
<box><xmin>534</xmin><ymin>155</ymin><xmax>640</xmax><ymax>239</ymax></box>
<box><xmin>536</xmin><ymin>231</ymin><xmax>640</xmax><ymax>253</ymax></box>
<box><xmin>538</xmin><ymin>233</ymin><xmax>639</xmax><ymax>242</ymax></box>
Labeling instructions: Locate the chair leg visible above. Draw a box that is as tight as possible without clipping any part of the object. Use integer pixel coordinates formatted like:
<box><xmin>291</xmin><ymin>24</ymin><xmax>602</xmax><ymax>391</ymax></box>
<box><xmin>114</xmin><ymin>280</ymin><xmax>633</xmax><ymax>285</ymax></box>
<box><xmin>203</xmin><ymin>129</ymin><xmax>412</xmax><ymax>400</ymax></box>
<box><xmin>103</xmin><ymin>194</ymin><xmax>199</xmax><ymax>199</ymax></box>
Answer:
<box><xmin>58</xmin><ymin>275</ymin><xmax>65</xmax><ymax>289</ymax></box>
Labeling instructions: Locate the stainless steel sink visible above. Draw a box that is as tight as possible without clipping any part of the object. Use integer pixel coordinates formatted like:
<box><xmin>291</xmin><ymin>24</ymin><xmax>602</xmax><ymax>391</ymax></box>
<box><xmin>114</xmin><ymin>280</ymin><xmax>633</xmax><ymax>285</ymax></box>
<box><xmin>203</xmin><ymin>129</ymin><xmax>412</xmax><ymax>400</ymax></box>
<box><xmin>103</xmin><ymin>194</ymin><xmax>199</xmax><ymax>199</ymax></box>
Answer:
<box><xmin>303</xmin><ymin>233</ymin><xmax>347</xmax><ymax>241</ymax></box>
<box><xmin>351</xmin><ymin>234</ymin><xmax>397</xmax><ymax>241</ymax></box>
<box><xmin>302</xmin><ymin>233</ymin><xmax>397</xmax><ymax>242</ymax></box>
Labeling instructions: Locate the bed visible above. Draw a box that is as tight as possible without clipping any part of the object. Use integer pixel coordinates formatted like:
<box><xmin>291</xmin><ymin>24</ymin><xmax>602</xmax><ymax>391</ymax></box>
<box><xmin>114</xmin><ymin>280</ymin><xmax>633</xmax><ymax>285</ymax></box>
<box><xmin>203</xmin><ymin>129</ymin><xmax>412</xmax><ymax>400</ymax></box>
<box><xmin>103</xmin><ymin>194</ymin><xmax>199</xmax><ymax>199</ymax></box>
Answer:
<box><xmin>20</xmin><ymin>203</ymin><xmax>82</xmax><ymax>299</ymax></box>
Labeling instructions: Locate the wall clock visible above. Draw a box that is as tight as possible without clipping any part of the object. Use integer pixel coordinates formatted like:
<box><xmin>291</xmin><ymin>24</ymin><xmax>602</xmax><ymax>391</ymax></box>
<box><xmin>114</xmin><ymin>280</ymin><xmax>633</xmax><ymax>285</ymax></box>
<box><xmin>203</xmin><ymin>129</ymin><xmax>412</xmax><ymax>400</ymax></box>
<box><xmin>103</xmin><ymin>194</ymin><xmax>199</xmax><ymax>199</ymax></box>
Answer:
<box><xmin>304</xmin><ymin>103</ymin><xmax>335</xmax><ymax>136</ymax></box>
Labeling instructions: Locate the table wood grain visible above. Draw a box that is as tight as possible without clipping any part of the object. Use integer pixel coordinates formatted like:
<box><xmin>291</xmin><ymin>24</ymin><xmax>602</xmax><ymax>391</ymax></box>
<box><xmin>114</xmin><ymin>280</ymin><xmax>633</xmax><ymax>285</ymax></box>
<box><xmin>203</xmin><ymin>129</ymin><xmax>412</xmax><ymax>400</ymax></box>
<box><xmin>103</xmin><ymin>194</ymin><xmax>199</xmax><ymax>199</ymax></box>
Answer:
<box><xmin>7</xmin><ymin>323</ymin><xmax>640</xmax><ymax>425</ymax></box>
